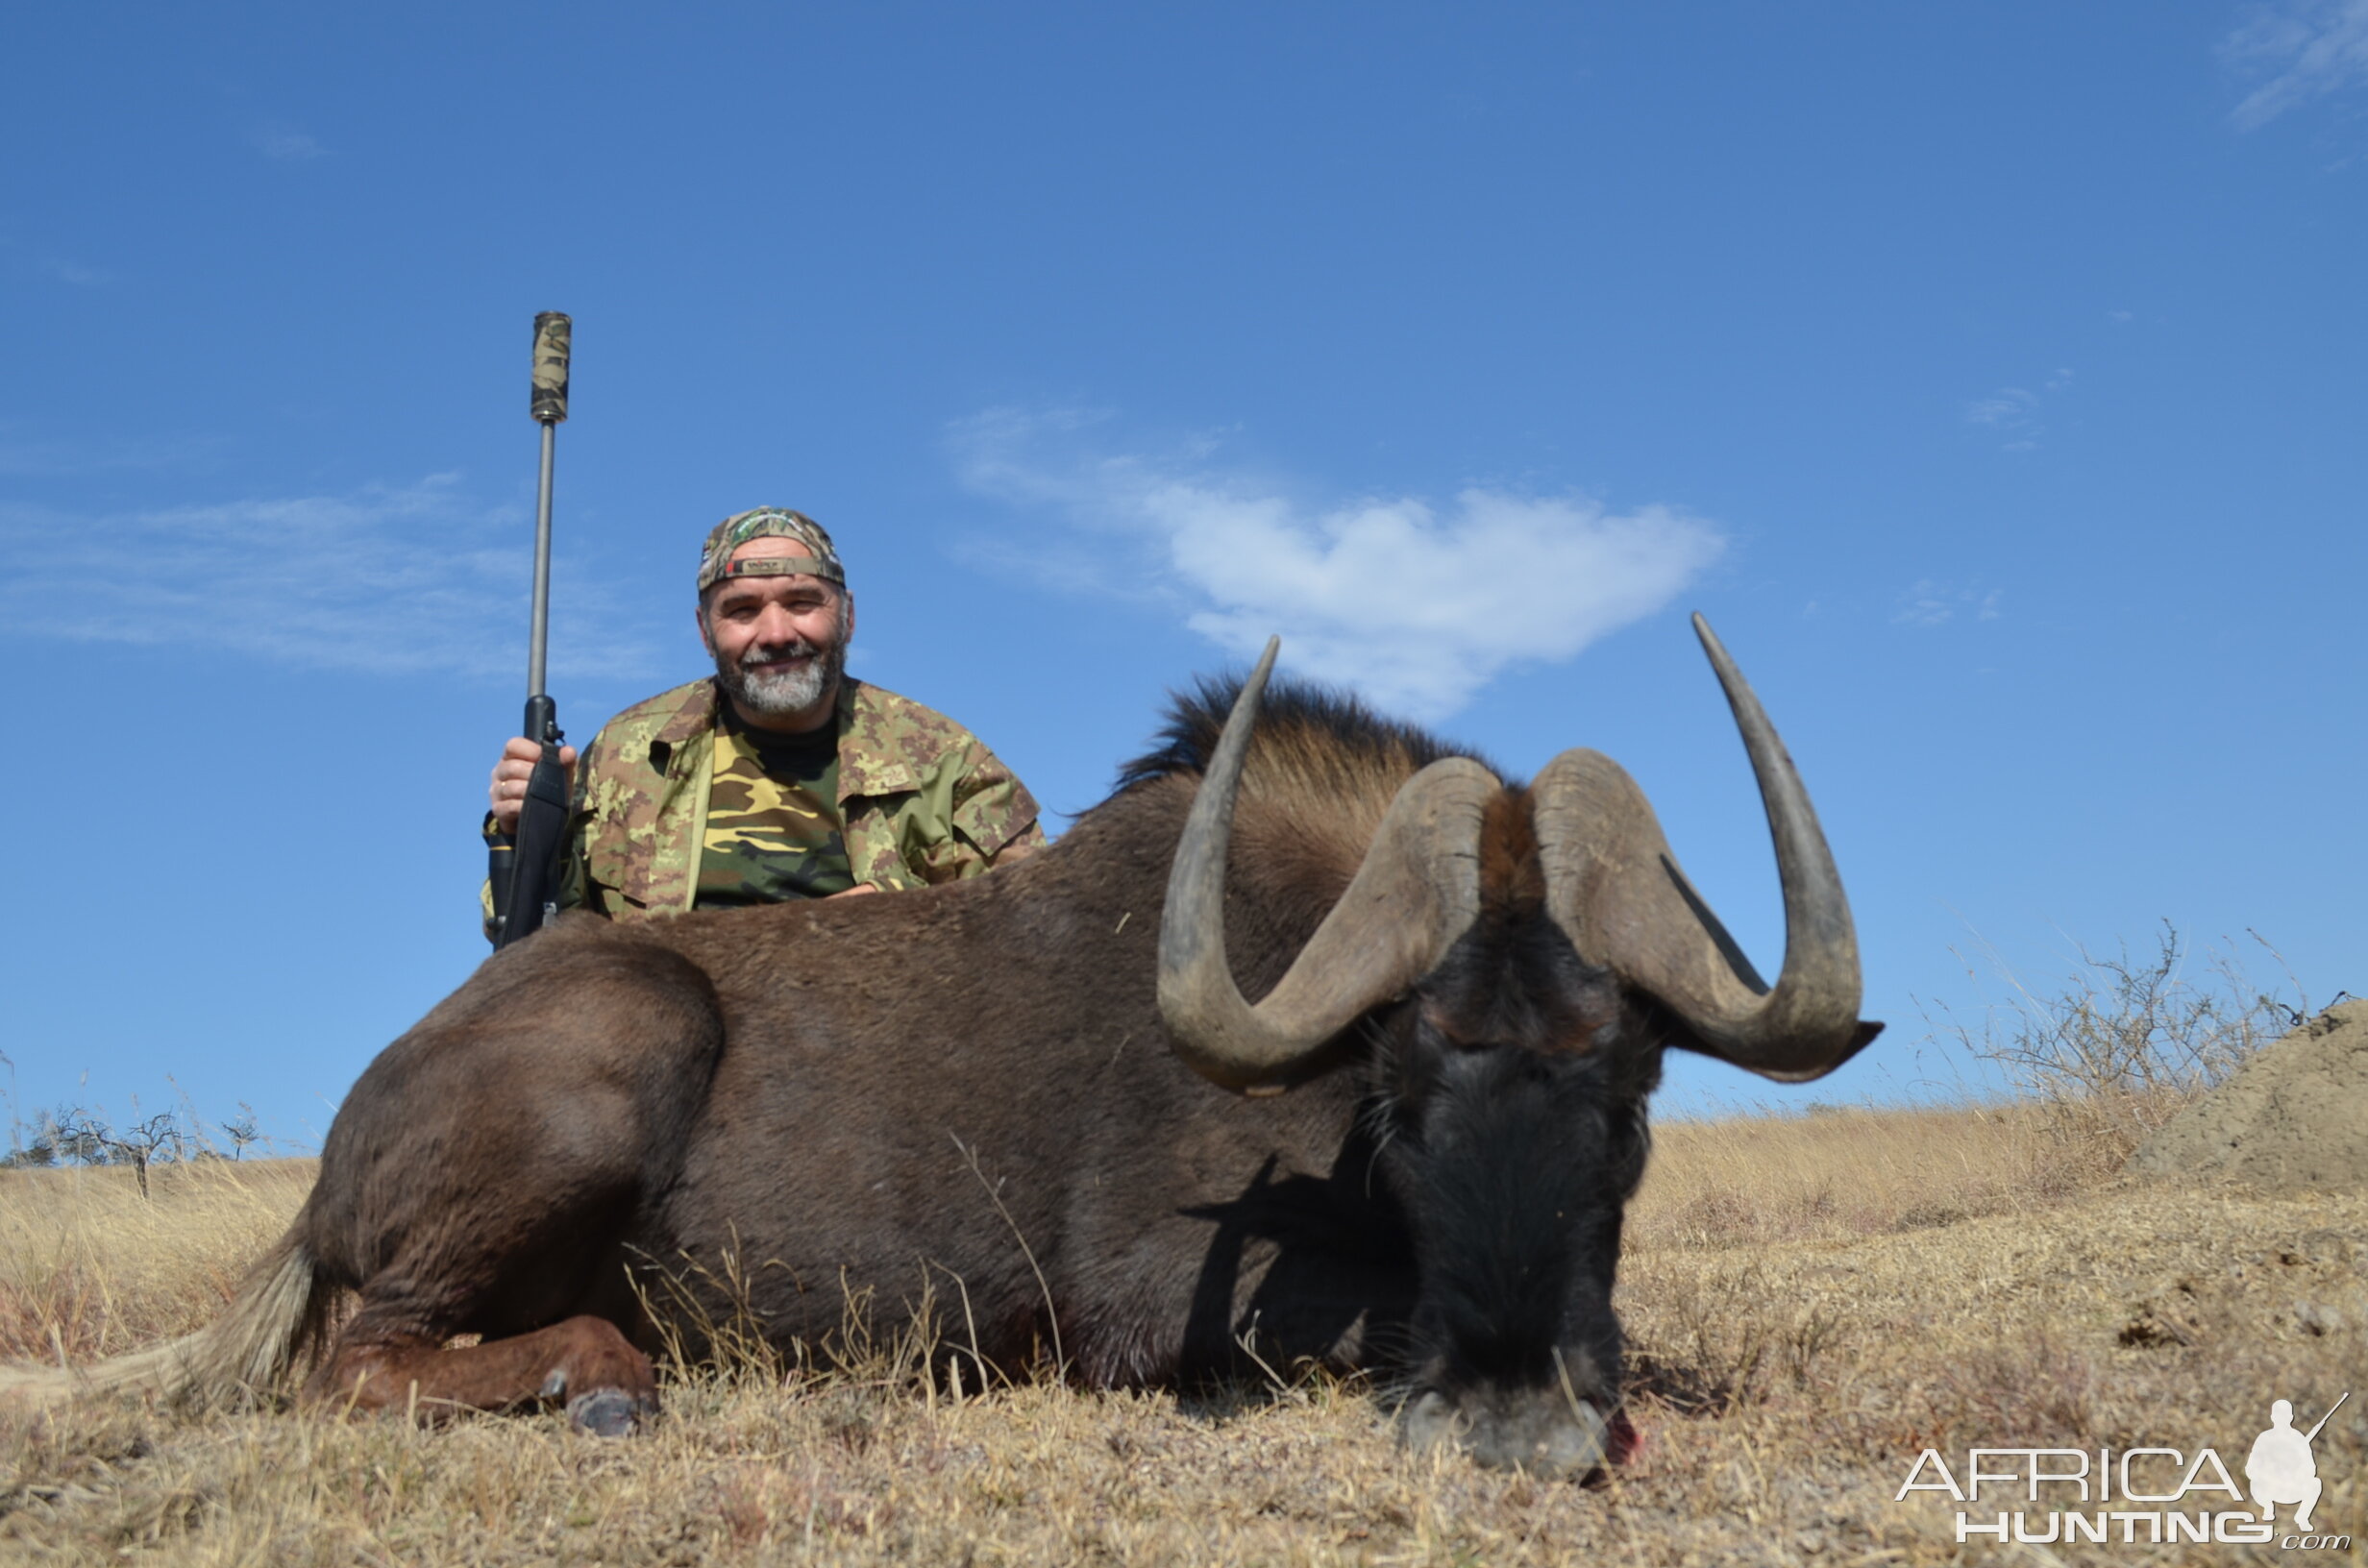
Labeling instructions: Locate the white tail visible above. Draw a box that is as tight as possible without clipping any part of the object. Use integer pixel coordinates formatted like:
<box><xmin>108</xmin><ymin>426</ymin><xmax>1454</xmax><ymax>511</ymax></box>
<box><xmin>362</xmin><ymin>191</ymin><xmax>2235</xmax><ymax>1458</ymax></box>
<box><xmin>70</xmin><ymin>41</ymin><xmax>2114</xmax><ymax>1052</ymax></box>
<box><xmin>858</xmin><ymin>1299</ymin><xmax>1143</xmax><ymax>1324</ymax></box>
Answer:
<box><xmin>0</xmin><ymin>1231</ymin><xmax>323</xmax><ymax>1411</ymax></box>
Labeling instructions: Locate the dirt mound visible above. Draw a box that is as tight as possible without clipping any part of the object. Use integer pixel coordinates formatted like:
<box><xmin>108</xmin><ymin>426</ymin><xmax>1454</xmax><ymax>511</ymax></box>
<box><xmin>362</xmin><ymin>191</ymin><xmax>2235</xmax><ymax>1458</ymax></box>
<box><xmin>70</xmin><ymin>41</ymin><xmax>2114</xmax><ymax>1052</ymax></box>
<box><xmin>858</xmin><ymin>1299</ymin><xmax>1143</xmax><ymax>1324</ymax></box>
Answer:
<box><xmin>2132</xmin><ymin>998</ymin><xmax>2368</xmax><ymax>1190</ymax></box>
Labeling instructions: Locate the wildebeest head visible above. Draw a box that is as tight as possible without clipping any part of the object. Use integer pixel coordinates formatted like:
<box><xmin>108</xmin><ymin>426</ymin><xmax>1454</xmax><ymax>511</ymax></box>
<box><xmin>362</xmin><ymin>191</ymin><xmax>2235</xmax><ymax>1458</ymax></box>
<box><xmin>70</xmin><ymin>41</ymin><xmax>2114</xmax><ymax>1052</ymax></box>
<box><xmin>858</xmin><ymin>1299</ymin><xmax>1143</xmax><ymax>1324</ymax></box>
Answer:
<box><xmin>1152</xmin><ymin>615</ymin><xmax>1880</xmax><ymax>1475</ymax></box>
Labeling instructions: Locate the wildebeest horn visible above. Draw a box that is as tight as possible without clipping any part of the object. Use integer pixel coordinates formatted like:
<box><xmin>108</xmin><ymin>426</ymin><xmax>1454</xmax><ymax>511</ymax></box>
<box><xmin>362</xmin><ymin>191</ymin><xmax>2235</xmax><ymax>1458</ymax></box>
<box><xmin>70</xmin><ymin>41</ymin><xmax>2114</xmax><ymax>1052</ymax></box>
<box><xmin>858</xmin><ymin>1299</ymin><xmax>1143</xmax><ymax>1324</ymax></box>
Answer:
<box><xmin>1532</xmin><ymin>614</ymin><xmax>1881</xmax><ymax>1082</ymax></box>
<box><xmin>1158</xmin><ymin>638</ymin><xmax>1500</xmax><ymax>1093</ymax></box>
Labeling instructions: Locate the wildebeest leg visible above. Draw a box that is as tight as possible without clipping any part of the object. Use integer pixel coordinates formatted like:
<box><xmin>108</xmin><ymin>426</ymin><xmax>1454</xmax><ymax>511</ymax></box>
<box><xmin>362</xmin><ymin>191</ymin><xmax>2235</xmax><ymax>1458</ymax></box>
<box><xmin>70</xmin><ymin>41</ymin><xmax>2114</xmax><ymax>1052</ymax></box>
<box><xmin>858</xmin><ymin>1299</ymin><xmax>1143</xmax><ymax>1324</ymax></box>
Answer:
<box><xmin>298</xmin><ymin>932</ymin><xmax>725</xmax><ymax>1433</ymax></box>
<box><xmin>308</xmin><ymin>1317</ymin><xmax>657</xmax><ymax>1433</ymax></box>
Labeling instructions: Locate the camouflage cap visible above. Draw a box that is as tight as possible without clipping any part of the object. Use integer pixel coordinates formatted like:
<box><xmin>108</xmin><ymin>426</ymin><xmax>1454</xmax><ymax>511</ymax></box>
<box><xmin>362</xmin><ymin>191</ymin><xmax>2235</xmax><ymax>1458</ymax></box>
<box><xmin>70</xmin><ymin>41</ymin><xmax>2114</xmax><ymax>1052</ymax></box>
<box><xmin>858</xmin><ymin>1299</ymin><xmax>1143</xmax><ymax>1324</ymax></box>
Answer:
<box><xmin>697</xmin><ymin>507</ymin><xmax>847</xmax><ymax>594</ymax></box>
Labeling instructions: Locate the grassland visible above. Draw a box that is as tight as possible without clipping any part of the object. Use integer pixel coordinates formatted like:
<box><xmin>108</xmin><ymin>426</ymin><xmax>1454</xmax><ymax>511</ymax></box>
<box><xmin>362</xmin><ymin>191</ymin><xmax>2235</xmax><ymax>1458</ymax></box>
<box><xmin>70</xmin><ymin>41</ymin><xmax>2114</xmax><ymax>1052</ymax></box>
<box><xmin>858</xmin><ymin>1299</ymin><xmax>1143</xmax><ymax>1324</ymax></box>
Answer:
<box><xmin>2</xmin><ymin>1105</ymin><xmax>2360</xmax><ymax>1565</ymax></box>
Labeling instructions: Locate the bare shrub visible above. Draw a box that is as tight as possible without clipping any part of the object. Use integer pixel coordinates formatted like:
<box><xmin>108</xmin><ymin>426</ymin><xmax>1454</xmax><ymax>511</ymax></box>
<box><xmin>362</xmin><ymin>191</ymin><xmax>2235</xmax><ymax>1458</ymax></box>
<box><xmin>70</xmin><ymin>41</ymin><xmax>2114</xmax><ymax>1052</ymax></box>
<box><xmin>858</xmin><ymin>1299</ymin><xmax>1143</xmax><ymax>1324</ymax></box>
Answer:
<box><xmin>1920</xmin><ymin>922</ymin><xmax>2304</xmax><ymax>1169</ymax></box>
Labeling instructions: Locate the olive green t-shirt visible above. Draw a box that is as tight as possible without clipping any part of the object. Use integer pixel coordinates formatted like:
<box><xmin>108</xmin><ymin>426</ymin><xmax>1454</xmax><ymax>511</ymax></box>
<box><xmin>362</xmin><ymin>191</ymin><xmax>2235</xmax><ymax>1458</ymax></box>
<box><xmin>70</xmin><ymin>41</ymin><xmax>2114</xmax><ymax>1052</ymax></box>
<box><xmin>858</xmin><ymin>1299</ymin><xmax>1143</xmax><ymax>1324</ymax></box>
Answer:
<box><xmin>693</xmin><ymin>709</ymin><xmax>859</xmax><ymax>907</ymax></box>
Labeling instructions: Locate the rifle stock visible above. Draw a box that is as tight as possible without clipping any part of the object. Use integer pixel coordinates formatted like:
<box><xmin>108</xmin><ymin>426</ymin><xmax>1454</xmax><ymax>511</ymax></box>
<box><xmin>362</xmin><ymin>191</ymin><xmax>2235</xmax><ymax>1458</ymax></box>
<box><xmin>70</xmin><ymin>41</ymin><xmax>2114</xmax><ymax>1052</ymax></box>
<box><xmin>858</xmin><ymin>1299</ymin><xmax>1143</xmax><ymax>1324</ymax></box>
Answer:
<box><xmin>495</xmin><ymin>694</ymin><xmax>568</xmax><ymax>947</ymax></box>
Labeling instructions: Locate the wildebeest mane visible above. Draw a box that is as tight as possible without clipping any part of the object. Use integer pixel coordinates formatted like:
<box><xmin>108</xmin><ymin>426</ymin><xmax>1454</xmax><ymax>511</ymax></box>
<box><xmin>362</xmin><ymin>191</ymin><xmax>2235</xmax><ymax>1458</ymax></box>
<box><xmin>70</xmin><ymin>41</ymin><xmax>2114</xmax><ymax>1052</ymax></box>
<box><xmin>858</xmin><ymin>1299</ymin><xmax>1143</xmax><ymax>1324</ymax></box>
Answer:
<box><xmin>1101</xmin><ymin>674</ymin><xmax>1501</xmax><ymax>940</ymax></box>
<box><xmin>1116</xmin><ymin>673</ymin><xmax>1492</xmax><ymax>795</ymax></box>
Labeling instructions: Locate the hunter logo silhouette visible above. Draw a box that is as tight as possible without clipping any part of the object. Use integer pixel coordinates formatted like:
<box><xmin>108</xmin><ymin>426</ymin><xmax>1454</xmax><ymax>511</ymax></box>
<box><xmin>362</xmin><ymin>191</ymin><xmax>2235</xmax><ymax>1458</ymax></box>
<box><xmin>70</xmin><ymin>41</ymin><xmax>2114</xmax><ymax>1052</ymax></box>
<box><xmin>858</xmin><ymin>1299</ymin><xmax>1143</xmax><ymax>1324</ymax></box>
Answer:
<box><xmin>2248</xmin><ymin>1393</ymin><xmax>2348</xmax><ymax>1531</ymax></box>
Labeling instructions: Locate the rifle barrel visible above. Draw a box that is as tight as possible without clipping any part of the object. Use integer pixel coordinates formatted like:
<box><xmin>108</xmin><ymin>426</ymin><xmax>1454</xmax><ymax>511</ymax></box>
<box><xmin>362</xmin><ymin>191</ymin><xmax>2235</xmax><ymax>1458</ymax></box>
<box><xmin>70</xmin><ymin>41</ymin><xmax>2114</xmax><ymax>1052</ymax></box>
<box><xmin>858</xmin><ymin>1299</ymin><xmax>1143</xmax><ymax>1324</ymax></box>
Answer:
<box><xmin>525</xmin><ymin>309</ymin><xmax>571</xmax><ymax>704</ymax></box>
<box><xmin>528</xmin><ymin>419</ymin><xmax>556</xmax><ymax>700</ymax></box>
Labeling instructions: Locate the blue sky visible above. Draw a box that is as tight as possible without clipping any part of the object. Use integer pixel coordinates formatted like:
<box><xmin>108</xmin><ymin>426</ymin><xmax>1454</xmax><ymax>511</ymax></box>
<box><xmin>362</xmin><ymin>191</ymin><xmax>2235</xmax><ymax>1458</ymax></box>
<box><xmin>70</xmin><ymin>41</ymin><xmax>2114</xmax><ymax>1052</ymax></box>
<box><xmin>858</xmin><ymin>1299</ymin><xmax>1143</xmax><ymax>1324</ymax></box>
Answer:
<box><xmin>3</xmin><ymin>2</ymin><xmax>2362</xmax><ymax>1146</ymax></box>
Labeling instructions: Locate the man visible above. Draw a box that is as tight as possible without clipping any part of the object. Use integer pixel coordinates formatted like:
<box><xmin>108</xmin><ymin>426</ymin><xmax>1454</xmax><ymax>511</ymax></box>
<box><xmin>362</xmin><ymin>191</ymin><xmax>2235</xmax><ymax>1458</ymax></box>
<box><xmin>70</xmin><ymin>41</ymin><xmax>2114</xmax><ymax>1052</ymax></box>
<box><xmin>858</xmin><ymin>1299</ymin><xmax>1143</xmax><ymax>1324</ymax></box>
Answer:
<box><xmin>484</xmin><ymin>507</ymin><xmax>1043</xmax><ymax>936</ymax></box>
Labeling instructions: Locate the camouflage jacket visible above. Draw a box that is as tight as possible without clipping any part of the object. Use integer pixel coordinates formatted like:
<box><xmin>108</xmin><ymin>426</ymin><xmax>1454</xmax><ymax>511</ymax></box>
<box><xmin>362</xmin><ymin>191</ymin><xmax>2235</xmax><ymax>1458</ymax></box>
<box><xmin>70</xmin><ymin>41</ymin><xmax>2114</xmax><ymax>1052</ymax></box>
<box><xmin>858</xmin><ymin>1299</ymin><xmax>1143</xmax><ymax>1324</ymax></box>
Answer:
<box><xmin>482</xmin><ymin>676</ymin><xmax>1044</xmax><ymax>937</ymax></box>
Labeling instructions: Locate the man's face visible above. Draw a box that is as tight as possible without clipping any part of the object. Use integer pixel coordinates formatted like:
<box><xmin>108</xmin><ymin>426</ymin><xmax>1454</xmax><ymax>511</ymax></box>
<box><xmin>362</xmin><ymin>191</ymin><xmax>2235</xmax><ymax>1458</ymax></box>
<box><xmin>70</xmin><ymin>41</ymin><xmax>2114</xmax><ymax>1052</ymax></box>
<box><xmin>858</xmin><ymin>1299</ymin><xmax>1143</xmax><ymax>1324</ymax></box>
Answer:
<box><xmin>698</xmin><ymin>537</ymin><xmax>854</xmax><ymax>728</ymax></box>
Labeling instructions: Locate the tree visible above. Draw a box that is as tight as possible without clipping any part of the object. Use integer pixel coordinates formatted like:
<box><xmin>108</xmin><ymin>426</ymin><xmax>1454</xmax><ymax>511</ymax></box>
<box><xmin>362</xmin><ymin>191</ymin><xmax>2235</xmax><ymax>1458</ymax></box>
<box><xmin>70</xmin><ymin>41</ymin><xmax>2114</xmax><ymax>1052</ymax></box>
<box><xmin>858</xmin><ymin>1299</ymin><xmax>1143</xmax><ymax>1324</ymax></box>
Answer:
<box><xmin>219</xmin><ymin>1105</ymin><xmax>261</xmax><ymax>1161</ymax></box>
<box><xmin>47</xmin><ymin>1109</ymin><xmax>111</xmax><ymax>1166</ymax></box>
<box><xmin>0</xmin><ymin>1132</ymin><xmax>57</xmax><ymax>1169</ymax></box>
<box><xmin>98</xmin><ymin>1112</ymin><xmax>185</xmax><ymax>1202</ymax></box>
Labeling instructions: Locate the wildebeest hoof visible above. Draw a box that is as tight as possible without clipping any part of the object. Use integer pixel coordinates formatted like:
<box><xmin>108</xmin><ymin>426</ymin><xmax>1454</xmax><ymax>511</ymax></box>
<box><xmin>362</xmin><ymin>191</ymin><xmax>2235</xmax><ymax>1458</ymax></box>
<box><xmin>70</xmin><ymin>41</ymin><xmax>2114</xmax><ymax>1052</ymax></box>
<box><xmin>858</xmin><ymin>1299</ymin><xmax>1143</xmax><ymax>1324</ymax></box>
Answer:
<box><xmin>565</xmin><ymin>1388</ymin><xmax>645</xmax><ymax>1437</ymax></box>
<box><xmin>1401</xmin><ymin>1388</ymin><xmax>1611</xmax><ymax>1479</ymax></box>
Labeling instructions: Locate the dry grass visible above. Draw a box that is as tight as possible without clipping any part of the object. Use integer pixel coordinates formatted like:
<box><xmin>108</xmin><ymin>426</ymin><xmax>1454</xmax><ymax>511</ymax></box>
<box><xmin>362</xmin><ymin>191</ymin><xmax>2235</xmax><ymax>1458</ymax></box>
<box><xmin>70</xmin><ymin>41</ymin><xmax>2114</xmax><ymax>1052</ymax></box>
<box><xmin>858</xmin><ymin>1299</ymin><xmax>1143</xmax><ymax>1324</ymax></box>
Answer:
<box><xmin>0</xmin><ymin>1161</ymin><xmax>315</xmax><ymax>1367</ymax></box>
<box><xmin>3</xmin><ymin>1109</ymin><xmax>2362</xmax><ymax>1566</ymax></box>
<box><xmin>1631</xmin><ymin>1102</ymin><xmax>2078</xmax><ymax>1250</ymax></box>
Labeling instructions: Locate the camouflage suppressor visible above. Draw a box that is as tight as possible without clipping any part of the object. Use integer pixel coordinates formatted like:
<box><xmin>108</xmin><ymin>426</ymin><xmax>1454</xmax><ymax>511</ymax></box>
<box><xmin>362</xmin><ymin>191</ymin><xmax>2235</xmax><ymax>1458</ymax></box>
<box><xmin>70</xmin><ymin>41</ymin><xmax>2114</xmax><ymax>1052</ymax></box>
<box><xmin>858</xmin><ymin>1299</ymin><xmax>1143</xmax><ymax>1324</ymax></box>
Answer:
<box><xmin>530</xmin><ymin>310</ymin><xmax>570</xmax><ymax>425</ymax></box>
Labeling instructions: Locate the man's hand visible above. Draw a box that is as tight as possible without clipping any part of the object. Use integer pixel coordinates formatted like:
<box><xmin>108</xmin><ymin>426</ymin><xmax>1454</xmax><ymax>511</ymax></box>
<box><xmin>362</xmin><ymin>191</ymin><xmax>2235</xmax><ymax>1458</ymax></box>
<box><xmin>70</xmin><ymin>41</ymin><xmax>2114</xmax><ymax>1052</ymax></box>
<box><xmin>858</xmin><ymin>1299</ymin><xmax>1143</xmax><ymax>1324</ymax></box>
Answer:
<box><xmin>489</xmin><ymin>737</ymin><xmax>579</xmax><ymax>833</ymax></box>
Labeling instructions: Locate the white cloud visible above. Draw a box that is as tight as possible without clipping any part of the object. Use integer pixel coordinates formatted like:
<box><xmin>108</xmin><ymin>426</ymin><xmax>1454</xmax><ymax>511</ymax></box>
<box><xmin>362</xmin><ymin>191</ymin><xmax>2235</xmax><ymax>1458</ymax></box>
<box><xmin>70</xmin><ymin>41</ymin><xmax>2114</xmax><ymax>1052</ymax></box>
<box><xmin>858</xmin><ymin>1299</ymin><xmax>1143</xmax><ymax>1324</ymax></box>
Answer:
<box><xmin>1964</xmin><ymin>368</ymin><xmax>2073</xmax><ymax>452</ymax></box>
<box><xmin>2226</xmin><ymin>0</ymin><xmax>2368</xmax><ymax>128</ymax></box>
<box><xmin>1965</xmin><ymin>388</ymin><xmax>2041</xmax><ymax>452</ymax></box>
<box><xmin>0</xmin><ymin>477</ymin><xmax>655</xmax><ymax>681</ymax></box>
<box><xmin>1964</xmin><ymin>388</ymin><xmax>2036</xmax><ymax>429</ymax></box>
<box><xmin>952</xmin><ymin>409</ymin><xmax>1725</xmax><ymax>719</ymax></box>
<box><xmin>1893</xmin><ymin>579</ymin><xmax>2002</xmax><ymax>628</ymax></box>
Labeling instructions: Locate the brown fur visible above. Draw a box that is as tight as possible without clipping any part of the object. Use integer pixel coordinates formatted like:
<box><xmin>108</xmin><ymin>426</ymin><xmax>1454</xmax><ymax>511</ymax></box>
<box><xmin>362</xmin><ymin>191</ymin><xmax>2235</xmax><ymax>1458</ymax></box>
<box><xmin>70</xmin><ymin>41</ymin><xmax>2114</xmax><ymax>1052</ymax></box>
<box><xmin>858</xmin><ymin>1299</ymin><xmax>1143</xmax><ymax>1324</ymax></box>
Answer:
<box><xmin>1480</xmin><ymin>786</ymin><xmax>1545</xmax><ymax>916</ymax></box>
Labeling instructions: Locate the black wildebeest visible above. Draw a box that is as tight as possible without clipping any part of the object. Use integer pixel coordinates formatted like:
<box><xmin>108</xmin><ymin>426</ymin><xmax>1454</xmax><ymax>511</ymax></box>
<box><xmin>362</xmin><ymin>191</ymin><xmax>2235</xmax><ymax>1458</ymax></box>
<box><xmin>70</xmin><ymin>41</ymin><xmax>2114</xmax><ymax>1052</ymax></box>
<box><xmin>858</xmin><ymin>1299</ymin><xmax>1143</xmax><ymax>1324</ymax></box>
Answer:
<box><xmin>39</xmin><ymin>617</ymin><xmax>1876</xmax><ymax>1475</ymax></box>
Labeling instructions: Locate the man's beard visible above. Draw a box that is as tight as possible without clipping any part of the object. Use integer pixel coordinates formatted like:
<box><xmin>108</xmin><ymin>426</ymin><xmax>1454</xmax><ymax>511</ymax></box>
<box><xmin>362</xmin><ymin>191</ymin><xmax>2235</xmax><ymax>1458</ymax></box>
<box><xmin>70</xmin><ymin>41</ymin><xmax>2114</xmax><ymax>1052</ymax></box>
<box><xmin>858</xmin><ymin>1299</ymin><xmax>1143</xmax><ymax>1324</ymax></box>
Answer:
<box><xmin>715</xmin><ymin>627</ymin><xmax>847</xmax><ymax>720</ymax></box>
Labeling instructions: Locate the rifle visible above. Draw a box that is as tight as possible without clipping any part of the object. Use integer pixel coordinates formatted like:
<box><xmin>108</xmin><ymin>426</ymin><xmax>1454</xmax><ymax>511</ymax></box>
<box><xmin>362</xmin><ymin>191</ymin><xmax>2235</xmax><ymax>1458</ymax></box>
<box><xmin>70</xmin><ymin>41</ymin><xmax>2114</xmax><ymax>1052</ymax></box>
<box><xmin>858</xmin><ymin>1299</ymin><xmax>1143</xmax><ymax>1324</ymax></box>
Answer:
<box><xmin>488</xmin><ymin>311</ymin><xmax>573</xmax><ymax>949</ymax></box>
